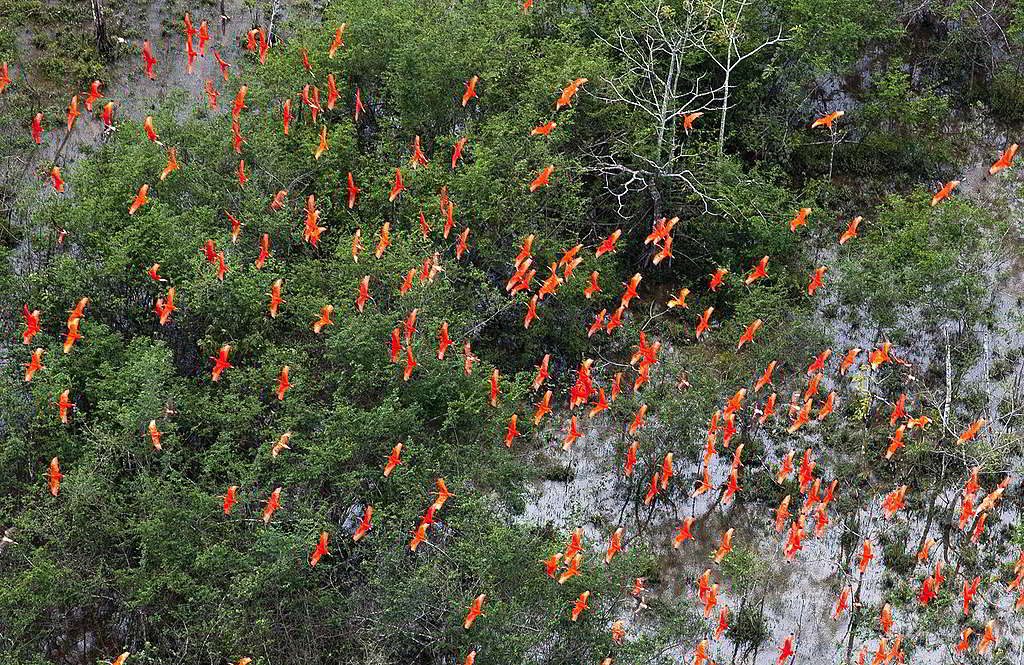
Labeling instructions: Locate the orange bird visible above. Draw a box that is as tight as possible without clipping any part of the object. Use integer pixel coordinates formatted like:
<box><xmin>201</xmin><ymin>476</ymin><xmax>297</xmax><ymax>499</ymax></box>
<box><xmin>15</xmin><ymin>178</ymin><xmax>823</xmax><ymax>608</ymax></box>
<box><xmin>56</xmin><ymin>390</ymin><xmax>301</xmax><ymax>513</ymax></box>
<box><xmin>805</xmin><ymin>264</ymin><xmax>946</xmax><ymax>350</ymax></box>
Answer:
<box><xmin>0</xmin><ymin>62</ymin><xmax>11</xmax><ymax>94</ymax></box>
<box><xmin>463</xmin><ymin>341</ymin><xmax>479</xmax><ymax>375</ymax></box>
<box><xmin>24</xmin><ymin>347</ymin><xmax>44</xmax><ymax>382</ymax></box>
<box><xmin>583</xmin><ymin>271</ymin><xmax>602</xmax><ymax>299</ymax></box>
<box><xmin>744</xmin><ymin>256</ymin><xmax>769</xmax><ymax>284</ymax></box>
<box><xmin>869</xmin><ymin>341</ymin><xmax>891</xmax><ymax>369</ymax></box>
<box><xmin>623</xmin><ymin>441</ymin><xmax>637</xmax><ymax>478</ymax></box>
<box><xmin>556</xmin><ymin>78</ymin><xmax>588</xmax><ymax>110</ymax></box>
<box><xmin>84</xmin><ymin>79</ymin><xmax>103</xmax><ymax>110</ymax></box>
<box><xmin>811</xmin><ymin>110</ymin><xmax>844</xmax><ymax>129</ymax></box>
<box><xmin>596</xmin><ymin>229</ymin><xmax>621</xmax><ymax>257</ymax></box>
<box><xmin>712</xmin><ymin>528</ymin><xmax>734</xmax><ymax>563</ymax></box>
<box><xmin>667</xmin><ymin>287</ymin><xmax>689</xmax><ymax>308</ymax></box>
<box><xmin>652</xmin><ymin>235</ymin><xmax>674</xmax><ymax>264</ymax></box>
<box><xmin>452</xmin><ymin>137</ymin><xmax>467</xmax><ymax>168</ymax></box>
<box><xmin>343</xmin><ymin>172</ymin><xmax>360</xmax><ymax>209</ymax></box>
<box><xmin>709</xmin><ymin>268</ymin><xmax>728</xmax><ymax>291</ymax></box>
<box><xmin>524</xmin><ymin>295</ymin><xmax>540</xmax><ymax>328</ymax></box>
<box><xmin>696</xmin><ymin>306</ymin><xmax>714</xmax><ymax>339</ymax></box>
<box><xmin>388</xmin><ymin>169</ymin><xmax>404</xmax><ymax>202</ymax></box>
<box><xmin>755</xmin><ymin>361</ymin><xmax>776</xmax><ymax>392</ymax></box>
<box><xmin>958</xmin><ymin>418</ymin><xmax>986</xmax><ymax>443</ymax></box>
<box><xmin>884</xmin><ymin>425</ymin><xmax>906</xmax><ymax>459</ymax></box>
<box><xmin>268</xmin><ymin>279</ymin><xmax>284</xmax><ymax>317</ymax></box>
<box><xmin>353</xmin><ymin>505</ymin><xmax>373</xmax><ymax>541</ymax></box>
<box><xmin>63</xmin><ymin>317</ymin><xmax>84</xmax><ymax>353</ymax></box>
<box><xmin>977</xmin><ymin>620</ymin><xmax>996</xmax><ymax>654</ymax></box>
<box><xmin>777</xmin><ymin>634</ymin><xmax>795</xmax><ymax>665</ymax></box>
<box><xmin>328</xmin><ymin>24</ymin><xmax>347</xmax><ymax>57</ymax></box>
<box><xmin>570</xmin><ymin>591</ymin><xmax>590</xmax><ymax>621</ymax></box>
<box><xmin>22</xmin><ymin>305</ymin><xmax>41</xmax><ymax>344</ymax></box>
<box><xmin>262</xmin><ymin>487</ymin><xmax>282</xmax><ymax>524</ymax></box>
<box><xmin>375</xmin><ymin>223</ymin><xmax>391</xmax><ymax>258</ymax></box>
<box><xmin>682</xmin><ymin>111</ymin><xmax>704</xmax><ymax>133</ymax></box>
<box><xmin>621</xmin><ymin>273</ymin><xmax>642</xmax><ymax>308</ymax></box>
<box><xmin>383</xmin><ymin>443</ymin><xmax>403</xmax><ymax>476</ymax></box>
<box><xmin>808</xmin><ymin>266</ymin><xmax>827</xmax><ymax>295</ymax></box>
<box><xmin>534</xmin><ymin>390</ymin><xmax>553</xmax><ymax>425</ymax></box>
<box><xmin>461</xmin><ymin>76</ymin><xmax>479</xmax><ymax>107</ymax></box>
<box><xmin>930</xmin><ymin>180</ymin><xmax>959</xmax><ymax>206</ymax></box>
<box><xmin>214</xmin><ymin>50</ymin><xmax>231</xmax><ymax>80</ymax></box>
<box><xmin>858</xmin><ymin>539</ymin><xmax>874</xmax><ymax>574</ymax></box>
<box><xmin>313</xmin><ymin>305</ymin><xmax>334</xmax><ymax>333</ymax></box>
<box><xmin>531</xmin><ymin>121</ymin><xmax>557</xmax><ymax>136</ymax></box>
<box><xmin>129</xmin><ymin>184</ymin><xmax>149</xmax><ymax>215</ymax></box>
<box><xmin>66</xmin><ymin>95</ymin><xmax>79</xmax><ymax>132</ymax></box>
<box><xmin>736</xmin><ymin>319</ymin><xmax>762</xmax><ymax>350</ymax></box>
<box><xmin>789</xmin><ymin>207</ymin><xmax>811</xmax><ymax>231</ymax></box>
<box><xmin>310</xmin><ymin>532</ymin><xmax>329</xmax><ymax>567</ymax></box>
<box><xmin>456</xmin><ymin>227</ymin><xmax>470</xmax><ymax>260</ymax></box>
<box><xmin>142</xmin><ymin>40</ymin><xmax>157</xmax><ymax>79</ymax></box>
<box><xmin>160</xmin><ymin>147</ymin><xmax>180</xmax><ymax>181</ymax></box>
<box><xmin>989</xmin><ymin>143</ymin><xmax>1018</xmax><ymax>175</ymax></box>
<box><xmin>210</xmin><ymin>344</ymin><xmax>233</xmax><ymax>381</ymax></box>
<box><xmin>353</xmin><ymin>87</ymin><xmax>366</xmax><ymax>122</ymax></box>
<box><xmin>674</xmin><ymin>517</ymin><xmax>695</xmax><ymax>548</ymax></box>
<box><xmin>529</xmin><ymin>165</ymin><xmax>554</xmax><ymax>191</ymax></box>
<box><xmin>605</xmin><ymin>527</ymin><xmax>624</xmax><ymax>563</ymax></box>
<box><xmin>276</xmin><ymin>366</ymin><xmax>292</xmax><ymax>400</ymax></box>
<box><xmin>839</xmin><ymin>216</ymin><xmax>862</xmax><ymax>244</ymax></box>
<box><xmin>437</xmin><ymin>322</ymin><xmax>453</xmax><ymax>360</ymax></box>
<box><xmin>464</xmin><ymin>594</ymin><xmax>486</xmax><ymax>628</ymax></box>
<box><xmin>50</xmin><ymin>166</ymin><xmax>64</xmax><ymax>192</ymax></box>
<box><xmin>562</xmin><ymin>415</ymin><xmax>583</xmax><ymax>450</ymax></box>
<box><xmin>227</xmin><ymin>211</ymin><xmax>243</xmax><ymax>243</ymax></box>
<box><xmin>221</xmin><ymin>486</ymin><xmax>238</xmax><ymax>514</ymax></box>
<box><xmin>143</xmin><ymin>116</ymin><xmax>159</xmax><ymax>142</ymax></box>
<box><xmin>146</xmin><ymin>420</ymin><xmax>163</xmax><ymax>450</ymax></box>
<box><xmin>47</xmin><ymin>457</ymin><xmax>63</xmax><ymax>496</ymax></box>
<box><xmin>807</xmin><ymin>349</ymin><xmax>832</xmax><ymax>375</ymax></box>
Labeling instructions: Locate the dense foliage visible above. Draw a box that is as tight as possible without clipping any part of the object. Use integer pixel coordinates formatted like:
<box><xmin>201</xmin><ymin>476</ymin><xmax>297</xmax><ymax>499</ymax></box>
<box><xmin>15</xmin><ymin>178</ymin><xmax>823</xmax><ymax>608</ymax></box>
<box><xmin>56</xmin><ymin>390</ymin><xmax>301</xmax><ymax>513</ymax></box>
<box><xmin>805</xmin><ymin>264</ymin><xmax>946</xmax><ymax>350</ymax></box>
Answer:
<box><xmin>0</xmin><ymin>0</ymin><xmax>1022</xmax><ymax>664</ymax></box>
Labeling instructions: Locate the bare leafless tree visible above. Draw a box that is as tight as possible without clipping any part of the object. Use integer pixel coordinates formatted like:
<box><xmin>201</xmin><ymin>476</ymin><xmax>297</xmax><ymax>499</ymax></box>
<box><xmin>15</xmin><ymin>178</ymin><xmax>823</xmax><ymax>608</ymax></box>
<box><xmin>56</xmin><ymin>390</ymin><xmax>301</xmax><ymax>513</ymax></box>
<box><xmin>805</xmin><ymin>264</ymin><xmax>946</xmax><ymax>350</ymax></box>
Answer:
<box><xmin>587</xmin><ymin>0</ymin><xmax>787</xmax><ymax>219</ymax></box>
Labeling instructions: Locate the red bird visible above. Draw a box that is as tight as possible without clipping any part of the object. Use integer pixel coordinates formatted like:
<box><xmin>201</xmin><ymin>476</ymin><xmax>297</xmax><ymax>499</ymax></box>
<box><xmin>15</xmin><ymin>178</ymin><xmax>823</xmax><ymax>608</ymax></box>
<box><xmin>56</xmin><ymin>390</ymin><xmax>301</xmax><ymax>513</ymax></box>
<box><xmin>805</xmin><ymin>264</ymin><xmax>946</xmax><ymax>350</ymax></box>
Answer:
<box><xmin>709</xmin><ymin>268</ymin><xmax>727</xmax><ymax>291</ymax></box>
<box><xmin>262</xmin><ymin>487</ymin><xmax>282</xmax><ymax>524</ymax></box>
<box><xmin>695</xmin><ymin>306</ymin><xmax>714</xmax><ymax>339</ymax></box>
<box><xmin>461</xmin><ymin>76</ymin><xmax>479</xmax><ymax>107</ymax></box>
<box><xmin>310</xmin><ymin>532</ymin><xmax>329</xmax><ymax>567</ymax></box>
<box><xmin>47</xmin><ymin>456</ymin><xmax>63</xmax><ymax>496</ymax></box>
<box><xmin>276</xmin><ymin>366</ymin><xmax>292</xmax><ymax>400</ymax></box>
<box><xmin>811</xmin><ymin>110</ymin><xmax>844</xmax><ymax>129</ymax></box>
<box><xmin>744</xmin><ymin>256</ymin><xmax>769</xmax><ymax>284</ymax></box>
<box><xmin>736</xmin><ymin>319</ymin><xmax>762</xmax><ymax>350</ymax></box>
<box><xmin>789</xmin><ymin>207</ymin><xmax>811</xmax><ymax>231</ymax></box>
<box><xmin>383</xmin><ymin>443</ymin><xmax>403</xmax><ymax>476</ymax></box>
<box><xmin>531</xmin><ymin>121</ymin><xmax>556</xmax><ymax>136</ymax></box>
<box><xmin>556</xmin><ymin>78</ymin><xmax>588</xmax><ymax>110</ymax></box>
<box><xmin>777</xmin><ymin>634</ymin><xmax>795</xmax><ymax>665</ymax></box>
<box><xmin>839</xmin><ymin>216</ymin><xmax>862</xmax><ymax>244</ymax></box>
<box><xmin>452</xmin><ymin>137</ymin><xmax>467</xmax><ymax>168</ymax></box>
<box><xmin>930</xmin><ymin>180</ymin><xmax>960</xmax><ymax>206</ymax></box>
<box><xmin>989</xmin><ymin>143</ymin><xmax>1018</xmax><ymax>175</ymax></box>
<box><xmin>31</xmin><ymin>112</ymin><xmax>43</xmax><ymax>144</ymax></box>
<box><xmin>464</xmin><ymin>594</ymin><xmax>486</xmax><ymax>628</ymax></box>
<box><xmin>808</xmin><ymin>266</ymin><xmax>827</xmax><ymax>295</ymax></box>
<box><xmin>353</xmin><ymin>506</ymin><xmax>373</xmax><ymax>541</ymax></box>
<box><xmin>142</xmin><ymin>40</ymin><xmax>157</xmax><ymax>79</ymax></box>
<box><xmin>24</xmin><ymin>347</ymin><xmax>45</xmax><ymax>382</ymax></box>
<box><xmin>595</xmin><ymin>229</ymin><xmax>621</xmax><ymax>257</ymax></box>
<box><xmin>210</xmin><ymin>344</ymin><xmax>233</xmax><ymax>381</ymax></box>
<box><xmin>221</xmin><ymin>485</ymin><xmax>238</xmax><ymax>514</ymax></box>
<box><xmin>389</xmin><ymin>168</ymin><xmax>405</xmax><ymax>202</ymax></box>
<box><xmin>529</xmin><ymin>165</ymin><xmax>554</xmax><ymax>192</ymax></box>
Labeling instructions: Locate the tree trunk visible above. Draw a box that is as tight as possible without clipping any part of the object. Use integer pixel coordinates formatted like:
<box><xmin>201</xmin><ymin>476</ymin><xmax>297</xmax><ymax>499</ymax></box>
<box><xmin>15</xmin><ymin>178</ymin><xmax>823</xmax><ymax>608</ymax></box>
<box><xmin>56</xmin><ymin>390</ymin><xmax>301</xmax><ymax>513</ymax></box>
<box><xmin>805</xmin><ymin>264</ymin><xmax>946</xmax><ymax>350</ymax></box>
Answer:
<box><xmin>717</xmin><ymin>38</ymin><xmax>733</xmax><ymax>156</ymax></box>
<box><xmin>91</xmin><ymin>0</ymin><xmax>112</xmax><ymax>57</ymax></box>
